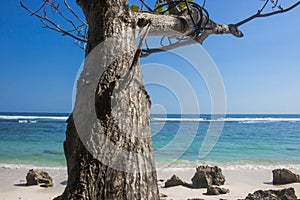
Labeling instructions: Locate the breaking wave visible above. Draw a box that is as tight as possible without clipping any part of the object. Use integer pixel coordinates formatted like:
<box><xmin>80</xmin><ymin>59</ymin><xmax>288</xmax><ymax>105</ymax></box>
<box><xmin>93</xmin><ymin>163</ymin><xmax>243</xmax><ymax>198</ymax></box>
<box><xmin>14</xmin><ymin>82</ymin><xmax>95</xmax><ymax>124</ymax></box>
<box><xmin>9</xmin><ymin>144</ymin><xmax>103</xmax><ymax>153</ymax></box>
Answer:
<box><xmin>0</xmin><ymin>114</ymin><xmax>68</xmax><ymax>123</ymax></box>
<box><xmin>151</xmin><ymin>117</ymin><xmax>300</xmax><ymax>123</ymax></box>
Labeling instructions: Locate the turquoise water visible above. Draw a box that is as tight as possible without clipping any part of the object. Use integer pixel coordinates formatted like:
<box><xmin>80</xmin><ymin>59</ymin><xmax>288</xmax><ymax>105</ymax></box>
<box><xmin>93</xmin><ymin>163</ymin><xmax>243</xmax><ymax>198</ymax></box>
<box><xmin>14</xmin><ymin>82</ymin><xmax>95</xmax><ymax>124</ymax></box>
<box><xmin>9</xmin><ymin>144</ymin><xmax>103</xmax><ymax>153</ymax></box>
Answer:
<box><xmin>0</xmin><ymin>113</ymin><xmax>67</xmax><ymax>167</ymax></box>
<box><xmin>0</xmin><ymin>113</ymin><xmax>300</xmax><ymax>169</ymax></box>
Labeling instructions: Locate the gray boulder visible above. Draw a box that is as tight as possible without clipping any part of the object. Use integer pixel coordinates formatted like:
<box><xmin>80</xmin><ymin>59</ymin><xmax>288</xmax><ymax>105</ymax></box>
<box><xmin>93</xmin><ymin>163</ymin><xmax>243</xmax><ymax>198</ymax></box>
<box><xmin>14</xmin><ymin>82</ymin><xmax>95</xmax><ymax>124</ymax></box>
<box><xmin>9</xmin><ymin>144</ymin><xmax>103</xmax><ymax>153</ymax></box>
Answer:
<box><xmin>26</xmin><ymin>169</ymin><xmax>53</xmax><ymax>187</ymax></box>
<box><xmin>205</xmin><ymin>186</ymin><xmax>230</xmax><ymax>195</ymax></box>
<box><xmin>164</xmin><ymin>175</ymin><xmax>184</xmax><ymax>187</ymax></box>
<box><xmin>244</xmin><ymin>188</ymin><xmax>297</xmax><ymax>200</ymax></box>
<box><xmin>273</xmin><ymin>169</ymin><xmax>300</xmax><ymax>185</ymax></box>
<box><xmin>191</xmin><ymin>165</ymin><xmax>225</xmax><ymax>188</ymax></box>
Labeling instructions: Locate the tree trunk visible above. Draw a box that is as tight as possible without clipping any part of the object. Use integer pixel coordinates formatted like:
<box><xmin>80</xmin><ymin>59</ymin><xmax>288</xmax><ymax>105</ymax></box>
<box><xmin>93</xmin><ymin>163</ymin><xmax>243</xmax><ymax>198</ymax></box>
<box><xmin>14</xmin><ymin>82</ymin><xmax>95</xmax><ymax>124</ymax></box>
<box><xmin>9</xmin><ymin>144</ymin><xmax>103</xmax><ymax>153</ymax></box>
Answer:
<box><xmin>55</xmin><ymin>0</ymin><xmax>159</xmax><ymax>199</ymax></box>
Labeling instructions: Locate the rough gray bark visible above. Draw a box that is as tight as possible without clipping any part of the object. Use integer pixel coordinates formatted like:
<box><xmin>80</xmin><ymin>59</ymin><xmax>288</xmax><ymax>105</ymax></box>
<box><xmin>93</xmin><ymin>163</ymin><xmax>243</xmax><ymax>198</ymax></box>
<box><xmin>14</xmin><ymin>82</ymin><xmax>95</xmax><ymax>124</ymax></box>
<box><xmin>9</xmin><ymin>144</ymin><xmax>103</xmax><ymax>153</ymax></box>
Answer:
<box><xmin>135</xmin><ymin>10</ymin><xmax>243</xmax><ymax>43</ymax></box>
<box><xmin>56</xmin><ymin>0</ymin><xmax>159</xmax><ymax>199</ymax></box>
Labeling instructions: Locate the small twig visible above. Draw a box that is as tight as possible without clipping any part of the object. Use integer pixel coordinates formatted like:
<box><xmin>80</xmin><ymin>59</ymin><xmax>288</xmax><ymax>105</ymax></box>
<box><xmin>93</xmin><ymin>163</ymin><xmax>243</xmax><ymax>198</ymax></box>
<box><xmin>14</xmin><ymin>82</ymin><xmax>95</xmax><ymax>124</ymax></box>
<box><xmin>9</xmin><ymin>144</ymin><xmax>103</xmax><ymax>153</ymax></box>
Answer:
<box><xmin>20</xmin><ymin>1</ymin><xmax>87</xmax><ymax>43</ymax></box>
<box><xmin>273</xmin><ymin>0</ymin><xmax>279</xmax><ymax>9</ymax></box>
<box><xmin>64</xmin><ymin>0</ymin><xmax>87</xmax><ymax>25</ymax></box>
<box><xmin>259</xmin><ymin>0</ymin><xmax>270</xmax><ymax>13</ymax></box>
<box><xmin>31</xmin><ymin>1</ymin><xmax>47</xmax><ymax>16</ymax></box>
<box><xmin>139</xmin><ymin>0</ymin><xmax>153</xmax><ymax>12</ymax></box>
<box><xmin>42</xmin><ymin>0</ymin><xmax>85</xmax><ymax>36</ymax></box>
<box><xmin>56</xmin><ymin>8</ymin><xmax>79</xmax><ymax>31</ymax></box>
<box><xmin>235</xmin><ymin>1</ymin><xmax>300</xmax><ymax>27</ymax></box>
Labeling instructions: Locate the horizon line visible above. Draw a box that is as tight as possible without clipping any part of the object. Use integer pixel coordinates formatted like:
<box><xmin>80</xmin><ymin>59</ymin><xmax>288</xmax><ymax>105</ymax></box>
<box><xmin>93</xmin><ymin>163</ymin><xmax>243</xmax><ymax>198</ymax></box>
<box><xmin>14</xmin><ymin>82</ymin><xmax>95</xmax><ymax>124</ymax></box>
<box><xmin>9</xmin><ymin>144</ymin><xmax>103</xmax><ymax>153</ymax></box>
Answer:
<box><xmin>1</xmin><ymin>111</ymin><xmax>300</xmax><ymax>115</ymax></box>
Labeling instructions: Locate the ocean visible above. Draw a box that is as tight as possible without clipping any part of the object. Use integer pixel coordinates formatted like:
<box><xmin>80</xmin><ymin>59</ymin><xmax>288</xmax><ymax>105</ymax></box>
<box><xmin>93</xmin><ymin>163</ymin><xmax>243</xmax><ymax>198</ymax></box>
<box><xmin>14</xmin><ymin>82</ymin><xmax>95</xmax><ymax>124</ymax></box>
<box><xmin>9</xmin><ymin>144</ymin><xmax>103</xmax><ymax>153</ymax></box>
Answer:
<box><xmin>0</xmin><ymin>112</ymin><xmax>300</xmax><ymax>170</ymax></box>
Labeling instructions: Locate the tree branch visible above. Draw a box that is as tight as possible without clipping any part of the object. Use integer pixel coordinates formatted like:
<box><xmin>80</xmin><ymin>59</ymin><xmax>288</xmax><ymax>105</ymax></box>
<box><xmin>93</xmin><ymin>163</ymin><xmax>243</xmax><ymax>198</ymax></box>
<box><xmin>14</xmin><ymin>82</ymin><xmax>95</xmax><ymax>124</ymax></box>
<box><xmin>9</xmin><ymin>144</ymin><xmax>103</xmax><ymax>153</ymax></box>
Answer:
<box><xmin>135</xmin><ymin>0</ymin><xmax>299</xmax><ymax>57</ymax></box>
<box><xmin>64</xmin><ymin>0</ymin><xmax>87</xmax><ymax>25</ymax></box>
<box><xmin>21</xmin><ymin>0</ymin><xmax>299</xmax><ymax>52</ymax></box>
<box><xmin>259</xmin><ymin>0</ymin><xmax>270</xmax><ymax>13</ymax></box>
<box><xmin>235</xmin><ymin>1</ymin><xmax>300</xmax><ymax>27</ymax></box>
<box><xmin>140</xmin><ymin>19</ymin><xmax>244</xmax><ymax>58</ymax></box>
<box><xmin>20</xmin><ymin>0</ymin><xmax>87</xmax><ymax>44</ymax></box>
<box><xmin>135</xmin><ymin>10</ymin><xmax>243</xmax><ymax>43</ymax></box>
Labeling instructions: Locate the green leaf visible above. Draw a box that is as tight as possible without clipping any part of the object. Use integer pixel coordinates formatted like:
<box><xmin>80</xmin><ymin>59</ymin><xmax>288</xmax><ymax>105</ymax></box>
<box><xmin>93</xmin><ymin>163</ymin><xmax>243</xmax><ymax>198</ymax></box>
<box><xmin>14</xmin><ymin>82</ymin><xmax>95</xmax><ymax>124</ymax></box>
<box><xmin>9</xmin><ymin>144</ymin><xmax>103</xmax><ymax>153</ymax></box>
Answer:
<box><xmin>178</xmin><ymin>0</ymin><xmax>194</xmax><ymax>11</ymax></box>
<box><xmin>130</xmin><ymin>5</ymin><xmax>140</xmax><ymax>12</ymax></box>
<box><xmin>155</xmin><ymin>1</ymin><xmax>163</xmax><ymax>13</ymax></box>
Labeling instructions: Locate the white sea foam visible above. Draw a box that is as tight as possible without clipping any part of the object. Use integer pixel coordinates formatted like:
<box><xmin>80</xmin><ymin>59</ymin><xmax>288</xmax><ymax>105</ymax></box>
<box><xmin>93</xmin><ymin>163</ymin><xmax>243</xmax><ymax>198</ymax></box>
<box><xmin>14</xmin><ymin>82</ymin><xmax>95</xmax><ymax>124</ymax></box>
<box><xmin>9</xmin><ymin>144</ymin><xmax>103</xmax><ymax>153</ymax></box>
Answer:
<box><xmin>18</xmin><ymin>120</ymin><xmax>28</xmax><ymax>123</ymax></box>
<box><xmin>155</xmin><ymin>160</ymin><xmax>300</xmax><ymax>171</ymax></box>
<box><xmin>152</xmin><ymin>117</ymin><xmax>206</xmax><ymax>122</ymax></box>
<box><xmin>2</xmin><ymin>162</ymin><xmax>300</xmax><ymax>172</ymax></box>
<box><xmin>151</xmin><ymin>117</ymin><xmax>300</xmax><ymax>123</ymax></box>
<box><xmin>17</xmin><ymin>120</ymin><xmax>38</xmax><ymax>123</ymax></box>
<box><xmin>229</xmin><ymin>117</ymin><xmax>300</xmax><ymax>123</ymax></box>
<box><xmin>3</xmin><ymin>115</ymin><xmax>299</xmax><ymax>123</ymax></box>
<box><xmin>0</xmin><ymin>115</ymin><xmax>68</xmax><ymax>121</ymax></box>
<box><xmin>0</xmin><ymin>163</ymin><xmax>67</xmax><ymax>170</ymax></box>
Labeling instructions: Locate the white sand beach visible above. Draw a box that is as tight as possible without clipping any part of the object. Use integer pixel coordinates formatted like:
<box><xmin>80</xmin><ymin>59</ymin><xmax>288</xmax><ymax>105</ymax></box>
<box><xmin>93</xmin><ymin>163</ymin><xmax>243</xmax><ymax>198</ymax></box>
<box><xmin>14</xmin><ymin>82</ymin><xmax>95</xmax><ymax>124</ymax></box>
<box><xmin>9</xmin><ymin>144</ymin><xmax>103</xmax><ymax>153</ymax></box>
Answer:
<box><xmin>0</xmin><ymin>168</ymin><xmax>67</xmax><ymax>200</ymax></box>
<box><xmin>0</xmin><ymin>167</ymin><xmax>299</xmax><ymax>200</ymax></box>
<box><xmin>157</xmin><ymin>168</ymin><xmax>300</xmax><ymax>199</ymax></box>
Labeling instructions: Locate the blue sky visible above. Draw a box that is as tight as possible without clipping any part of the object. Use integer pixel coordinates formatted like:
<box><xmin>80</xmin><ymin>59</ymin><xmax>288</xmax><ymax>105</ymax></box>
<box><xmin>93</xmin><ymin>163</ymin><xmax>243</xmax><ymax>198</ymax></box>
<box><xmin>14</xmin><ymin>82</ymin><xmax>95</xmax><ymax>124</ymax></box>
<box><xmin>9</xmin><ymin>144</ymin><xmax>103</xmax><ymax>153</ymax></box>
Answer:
<box><xmin>0</xmin><ymin>0</ymin><xmax>299</xmax><ymax>114</ymax></box>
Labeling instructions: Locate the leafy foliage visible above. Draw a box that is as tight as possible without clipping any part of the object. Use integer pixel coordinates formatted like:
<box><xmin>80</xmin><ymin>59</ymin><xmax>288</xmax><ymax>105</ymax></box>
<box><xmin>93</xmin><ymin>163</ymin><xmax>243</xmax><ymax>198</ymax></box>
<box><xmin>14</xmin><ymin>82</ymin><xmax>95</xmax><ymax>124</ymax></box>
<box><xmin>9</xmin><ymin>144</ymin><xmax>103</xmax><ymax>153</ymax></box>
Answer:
<box><xmin>154</xmin><ymin>1</ymin><xmax>167</xmax><ymax>14</ymax></box>
<box><xmin>130</xmin><ymin>4</ymin><xmax>140</xmax><ymax>12</ymax></box>
<box><xmin>154</xmin><ymin>0</ymin><xmax>195</xmax><ymax>14</ymax></box>
<box><xmin>178</xmin><ymin>0</ymin><xmax>194</xmax><ymax>11</ymax></box>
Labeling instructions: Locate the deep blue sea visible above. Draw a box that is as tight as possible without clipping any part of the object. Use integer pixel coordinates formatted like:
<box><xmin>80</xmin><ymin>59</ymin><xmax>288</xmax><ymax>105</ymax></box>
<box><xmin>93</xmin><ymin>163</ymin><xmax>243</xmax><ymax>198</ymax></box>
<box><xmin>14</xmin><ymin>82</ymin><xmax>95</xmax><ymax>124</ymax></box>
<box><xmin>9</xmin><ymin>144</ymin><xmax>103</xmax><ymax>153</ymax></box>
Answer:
<box><xmin>0</xmin><ymin>112</ymin><xmax>300</xmax><ymax>170</ymax></box>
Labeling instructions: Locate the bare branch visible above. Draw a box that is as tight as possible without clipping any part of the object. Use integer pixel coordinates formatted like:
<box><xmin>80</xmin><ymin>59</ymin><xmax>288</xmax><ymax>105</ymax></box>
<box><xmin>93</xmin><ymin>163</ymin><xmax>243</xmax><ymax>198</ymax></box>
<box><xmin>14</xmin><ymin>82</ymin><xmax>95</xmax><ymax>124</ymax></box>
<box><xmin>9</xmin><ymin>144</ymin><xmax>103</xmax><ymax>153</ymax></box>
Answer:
<box><xmin>63</xmin><ymin>0</ymin><xmax>87</xmax><ymax>25</ymax></box>
<box><xmin>235</xmin><ymin>1</ymin><xmax>300</xmax><ymax>27</ymax></box>
<box><xmin>139</xmin><ymin>0</ymin><xmax>153</xmax><ymax>12</ymax></box>
<box><xmin>136</xmin><ymin>12</ymin><xmax>188</xmax><ymax>38</ymax></box>
<box><xmin>196</xmin><ymin>22</ymin><xmax>243</xmax><ymax>42</ymax></box>
<box><xmin>259</xmin><ymin>0</ymin><xmax>270</xmax><ymax>13</ymax></box>
<box><xmin>20</xmin><ymin>0</ymin><xmax>87</xmax><ymax>45</ymax></box>
<box><xmin>136</xmin><ymin>9</ymin><xmax>243</xmax><ymax>42</ymax></box>
<box><xmin>31</xmin><ymin>1</ymin><xmax>47</xmax><ymax>16</ymax></box>
<box><xmin>138</xmin><ymin>0</ymin><xmax>299</xmax><ymax>51</ymax></box>
<box><xmin>43</xmin><ymin>0</ymin><xmax>87</xmax><ymax>38</ymax></box>
<box><xmin>141</xmin><ymin>20</ymin><xmax>245</xmax><ymax>58</ymax></box>
<box><xmin>55</xmin><ymin>7</ymin><xmax>79</xmax><ymax>32</ymax></box>
<box><xmin>22</xmin><ymin>0</ymin><xmax>299</xmax><ymax>52</ymax></box>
